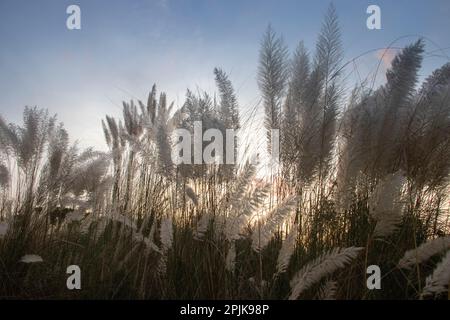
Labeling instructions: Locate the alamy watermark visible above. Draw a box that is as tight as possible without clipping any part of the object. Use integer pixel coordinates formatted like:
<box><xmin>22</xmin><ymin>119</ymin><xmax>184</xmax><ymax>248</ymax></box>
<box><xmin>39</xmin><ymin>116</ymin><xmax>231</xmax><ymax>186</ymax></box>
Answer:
<box><xmin>66</xmin><ymin>265</ymin><xmax>81</xmax><ymax>290</ymax></box>
<box><xmin>366</xmin><ymin>5</ymin><xmax>381</xmax><ymax>30</ymax></box>
<box><xmin>171</xmin><ymin>121</ymin><xmax>279</xmax><ymax>165</ymax></box>
<box><xmin>66</xmin><ymin>5</ymin><xmax>81</xmax><ymax>30</ymax></box>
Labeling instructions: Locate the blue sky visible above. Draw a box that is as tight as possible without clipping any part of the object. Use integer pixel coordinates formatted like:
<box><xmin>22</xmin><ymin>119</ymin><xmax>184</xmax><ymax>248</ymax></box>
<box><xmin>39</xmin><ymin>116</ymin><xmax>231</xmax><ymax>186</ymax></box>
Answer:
<box><xmin>1</xmin><ymin>0</ymin><xmax>450</xmax><ymax>149</ymax></box>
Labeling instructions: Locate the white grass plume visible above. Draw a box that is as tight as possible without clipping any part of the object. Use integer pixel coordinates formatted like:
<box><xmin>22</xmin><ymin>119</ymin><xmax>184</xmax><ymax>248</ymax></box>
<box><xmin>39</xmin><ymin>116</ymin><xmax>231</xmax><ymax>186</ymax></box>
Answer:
<box><xmin>20</xmin><ymin>254</ymin><xmax>44</xmax><ymax>263</ymax></box>
<box><xmin>156</xmin><ymin>217</ymin><xmax>174</xmax><ymax>275</ymax></box>
<box><xmin>228</xmin><ymin>162</ymin><xmax>256</xmax><ymax>211</ymax></box>
<box><xmin>369</xmin><ymin>171</ymin><xmax>406</xmax><ymax>238</ymax></box>
<box><xmin>160</xmin><ymin>216</ymin><xmax>173</xmax><ymax>251</ymax></box>
<box><xmin>258</xmin><ymin>25</ymin><xmax>289</xmax><ymax>154</ymax></box>
<box><xmin>225</xmin><ymin>214</ymin><xmax>248</xmax><ymax>242</ymax></box>
<box><xmin>224</xmin><ymin>181</ymin><xmax>269</xmax><ymax>242</ymax></box>
<box><xmin>133</xmin><ymin>217</ymin><xmax>161</xmax><ymax>253</ymax></box>
<box><xmin>398</xmin><ymin>236</ymin><xmax>450</xmax><ymax>269</ymax></box>
<box><xmin>276</xmin><ymin>224</ymin><xmax>299</xmax><ymax>275</ymax></box>
<box><xmin>422</xmin><ymin>250</ymin><xmax>450</xmax><ymax>297</ymax></box>
<box><xmin>289</xmin><ymin>247</ymin><xmax>362</xmax><ymax>300</ymax></box>
<box><xmin>317</xmin><ymin>280</ymin><xmax>338</xmax><ymax>300</ymax></box>
<box><xmin>252</xmin><ymin>195</ymin><xmax>297</xmax><ymax>252</ymax></box>
<box><xmin>249</xmin><ymin>183</ymin><xmax>270</xmax><ymax>211</ymax></box>
<box><xmin>193</xmin><ymin>213</ymin><xmax>211</xmax><ymax>240</ymax></box>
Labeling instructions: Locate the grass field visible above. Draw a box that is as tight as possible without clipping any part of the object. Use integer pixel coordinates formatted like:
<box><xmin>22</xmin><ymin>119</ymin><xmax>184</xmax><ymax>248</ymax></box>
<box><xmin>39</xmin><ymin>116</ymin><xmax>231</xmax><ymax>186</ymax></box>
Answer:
<box><xmin>0</xmin><ymin>5</ymin><xmax>450</xmax><ymax>300</ymax></box>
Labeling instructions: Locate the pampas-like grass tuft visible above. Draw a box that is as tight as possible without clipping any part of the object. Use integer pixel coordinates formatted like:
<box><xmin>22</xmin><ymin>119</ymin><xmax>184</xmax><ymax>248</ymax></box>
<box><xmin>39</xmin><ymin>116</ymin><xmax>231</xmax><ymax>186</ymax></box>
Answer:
<box><xmin>422</xmin><ymin>250</ymin><xmax>450</xmax><ymax>297</ymax></box>
<box><xmin>252</xmin><ymin>195</ymin><xmax>297</xmax><ymax>252</ymax></box>
<box><xmin>0</xmin><ymin>5</ymin><xmax>450</xmax><ymax>299</ymax></box>
<box><xmin>369</xmin><ymin>171</ymin><xmax>406</xmax><ymax>238</ymax></box>
<box><xmin>317</xmin><ymin>280</ymin><xmax>337</xmax><ymax>300</ymax></box>
<box><xmin>289</xmin><ymin>247</ymin><xmax>362</xmax><ymax>300</ymax></box>
<box><xmin>20</xmin><ymin>254</ymin><xmax>43</xmax><ymax>263</ymax></box>
<box><xmin>276</xmin><ymin>224</ymin><xmax>299</xmax><ymax>275</ymax></box>
<box><xmin>398</xmin><ymin>236</ymin><xmax>450</xmax><ymax>269</ymax></box>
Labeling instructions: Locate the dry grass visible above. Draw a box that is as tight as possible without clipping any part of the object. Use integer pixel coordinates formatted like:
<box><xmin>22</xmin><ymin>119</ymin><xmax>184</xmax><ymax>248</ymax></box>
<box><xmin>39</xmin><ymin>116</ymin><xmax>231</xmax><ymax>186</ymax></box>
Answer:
<box><xmin>0</xmin><ymin>5</ymin><xmax>450</xmax><ymax>300</ymax></box>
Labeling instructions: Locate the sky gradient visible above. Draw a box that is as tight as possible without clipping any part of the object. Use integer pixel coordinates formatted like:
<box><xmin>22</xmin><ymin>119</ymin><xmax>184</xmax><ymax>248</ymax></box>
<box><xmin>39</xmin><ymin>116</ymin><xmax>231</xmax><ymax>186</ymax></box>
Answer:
<box><xmin>1</xmin><ymin>0</ymin><xmax>450</xmax><ymax>150</ymax></box>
